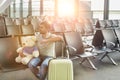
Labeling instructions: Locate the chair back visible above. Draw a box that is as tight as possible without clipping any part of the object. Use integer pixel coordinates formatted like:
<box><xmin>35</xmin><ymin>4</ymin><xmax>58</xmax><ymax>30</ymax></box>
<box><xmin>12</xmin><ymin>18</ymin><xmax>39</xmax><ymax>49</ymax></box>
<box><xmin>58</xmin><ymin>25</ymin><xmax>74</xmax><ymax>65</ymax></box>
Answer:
<box><xmin>63</xmin><ymin>32</ymin><xmax>84</xmax><ymax>55</ymax></box>
<box><xmin>6</xmin><ymin>25</ymin><xmax>21</xmax><ymax>35</ymax></box>
<box><xmin>102</xmin><ymin>29</ymin><xmax>118</xmax><ymax>48</ymax></box>
<box><xmin>22</xmin><ymin>25</ymin><xmax>34</xmax><ymax>35</ymax></box>
<box><xmin>114</xmin><ymin>28</ymin><xmax>120</xmax><ymax>43</ymax></box>
<box><xmin>92</xmin><ymin>30</ymin><xmax>104</xmax><ymax>47</ymax></box>
<box><xmin>0</xmin><ymin>16</ymin><xmax>7</xmax><ymax>37</ymax></box>
<box><xmin>0</xmin><ymin>36</ymin><xmax>19</xmax><ymax>67</ymax></box>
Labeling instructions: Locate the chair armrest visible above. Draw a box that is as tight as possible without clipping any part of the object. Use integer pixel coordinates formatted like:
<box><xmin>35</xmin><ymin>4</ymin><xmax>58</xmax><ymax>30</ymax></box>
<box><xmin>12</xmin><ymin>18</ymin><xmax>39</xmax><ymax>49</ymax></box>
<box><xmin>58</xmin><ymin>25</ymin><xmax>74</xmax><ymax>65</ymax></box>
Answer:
<box><xmin>85</xmin><ymin>44</ymin><xmax>94</xmax><ymax>52</ymax></box>
<box><xmin>106</xmin><ymin>41</ymin><xmax>116</xmax><ymax>48</ymax></box>
<box><xmin>66</xmin><ymin>45</ymin><xmax>77</xmax><ymax>52</ymax></box>
<box><xmin>65</xmin><ymin>45</ymin><xmax>77</xmax><ymax>59</ymax></box>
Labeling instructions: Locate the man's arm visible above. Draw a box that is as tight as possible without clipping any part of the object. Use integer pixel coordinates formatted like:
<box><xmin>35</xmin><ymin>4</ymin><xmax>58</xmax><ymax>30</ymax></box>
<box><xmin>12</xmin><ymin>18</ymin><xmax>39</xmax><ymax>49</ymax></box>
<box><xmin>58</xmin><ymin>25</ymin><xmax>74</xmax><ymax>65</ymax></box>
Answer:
<box><xmin>41</xmin><ymin>35</ymin><xmax>63</xmax><ymax>43</ymax></box>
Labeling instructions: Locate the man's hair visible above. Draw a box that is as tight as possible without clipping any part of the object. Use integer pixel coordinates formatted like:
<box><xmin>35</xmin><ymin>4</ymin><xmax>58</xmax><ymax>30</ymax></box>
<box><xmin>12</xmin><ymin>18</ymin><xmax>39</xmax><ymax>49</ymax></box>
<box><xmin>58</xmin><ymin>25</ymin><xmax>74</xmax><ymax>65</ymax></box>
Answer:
<box><xmin>39</xmin><ymin>21</ymin><xmax>50</xmax><ymax>30</ymax></box>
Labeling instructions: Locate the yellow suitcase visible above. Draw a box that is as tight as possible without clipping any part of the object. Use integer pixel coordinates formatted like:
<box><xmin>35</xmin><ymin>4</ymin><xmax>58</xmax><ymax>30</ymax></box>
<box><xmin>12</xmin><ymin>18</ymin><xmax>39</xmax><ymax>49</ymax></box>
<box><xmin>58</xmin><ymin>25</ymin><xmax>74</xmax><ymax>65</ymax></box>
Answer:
<box><xmin>48</xmin><ymin>59</ymin><xmax>73</xmax><ymax>80</ymax></box>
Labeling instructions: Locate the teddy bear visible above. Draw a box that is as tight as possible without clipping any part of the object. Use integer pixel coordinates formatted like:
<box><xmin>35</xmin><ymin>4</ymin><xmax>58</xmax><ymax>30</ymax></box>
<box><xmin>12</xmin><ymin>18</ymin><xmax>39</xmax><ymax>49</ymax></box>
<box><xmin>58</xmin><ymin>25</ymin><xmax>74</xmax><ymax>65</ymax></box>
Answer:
<box><xmin>15</xmin><ymin>36</ymin><xmax>39</xmax><ymax>65</ymax></box>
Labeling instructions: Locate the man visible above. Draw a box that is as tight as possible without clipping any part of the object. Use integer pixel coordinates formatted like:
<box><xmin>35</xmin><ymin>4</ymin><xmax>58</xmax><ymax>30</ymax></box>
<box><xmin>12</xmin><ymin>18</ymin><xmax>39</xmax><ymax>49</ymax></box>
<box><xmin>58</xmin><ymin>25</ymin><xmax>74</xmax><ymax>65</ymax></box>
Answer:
<box><xmin>28</xmin><ymin>21</ymin><xmax>63</xmax><ymax>80</ymax></box>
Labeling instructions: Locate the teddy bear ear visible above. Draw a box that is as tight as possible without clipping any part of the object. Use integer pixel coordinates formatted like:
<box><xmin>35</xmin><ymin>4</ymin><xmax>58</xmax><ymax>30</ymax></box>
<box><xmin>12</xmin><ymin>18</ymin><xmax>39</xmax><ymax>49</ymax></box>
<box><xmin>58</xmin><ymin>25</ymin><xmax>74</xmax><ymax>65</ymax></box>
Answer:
<box><xmin>31</xmin><ymin>36</ymin><xmax>37</xmax><ymax>41</ymax></box>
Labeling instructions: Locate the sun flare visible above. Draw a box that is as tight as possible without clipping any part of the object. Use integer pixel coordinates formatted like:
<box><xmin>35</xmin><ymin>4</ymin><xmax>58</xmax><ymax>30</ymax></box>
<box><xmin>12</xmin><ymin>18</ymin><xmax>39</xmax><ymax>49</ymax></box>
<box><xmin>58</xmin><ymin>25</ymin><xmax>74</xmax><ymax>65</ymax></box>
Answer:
<box><xmin>58</xmin><ymin>0</ymin><xmax>74</xmax><ymax>17</ymax></box>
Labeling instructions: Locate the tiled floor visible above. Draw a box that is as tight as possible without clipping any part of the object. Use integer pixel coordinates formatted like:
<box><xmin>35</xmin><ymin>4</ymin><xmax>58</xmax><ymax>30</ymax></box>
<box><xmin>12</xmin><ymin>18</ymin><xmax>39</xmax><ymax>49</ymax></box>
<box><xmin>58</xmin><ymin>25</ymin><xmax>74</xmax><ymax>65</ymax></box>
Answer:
<box><xmin>1</xmin><ymin>52</ymin><xmax>120</xmax><ymax>80</ymax></box>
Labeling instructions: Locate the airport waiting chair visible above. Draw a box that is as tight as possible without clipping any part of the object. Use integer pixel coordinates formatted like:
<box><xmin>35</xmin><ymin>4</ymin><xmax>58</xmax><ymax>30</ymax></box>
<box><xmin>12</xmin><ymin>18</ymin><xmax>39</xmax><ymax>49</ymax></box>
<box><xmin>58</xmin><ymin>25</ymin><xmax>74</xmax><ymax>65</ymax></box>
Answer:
<box><xmin>6</xmin><ymin>25</ymin><xmax>21</xmax><ymax>36</ymax></box>
<box><xmin>75</xmin><ymin>21</ymin><xmax>85</xmax><ymax>35</ymax></box>
<box><xmin>0</xmin><ymin>16</ymin><xmax>7</xmax><ymax>37</ymax></box>
<box><xmin>84</xmin><ymin>18</ymin><xmax>94</xmax><ymax>36</ymax></box>
<box><xmin>100</xmin><ymin>28</ymin><xmax>118</xmax><ymax>65</ymax></box>
<box><xmin>112</xmin><ymin>27</ymin><xmax>120</xmax><ymax>51</ymax></box>
<box><xmin>0</xmin><ymin>36</ymin><xmax>27</xmax><ymax>72</ymax></box>
<box><xmin>91</xmin><ymin>29</ymin><xmax>105</xmax><ymax>54</ymax></box>
<box><xmin>53</xmin><ymin>22</ymin><xmax>65</xmax><ymax>33</ymax></box>
<box><xmin>91</xmin><ymin>29</ymin><xmax>118</xmax><ymax>65</ymax></box>
<box><xmin>21</xmin><ymin>24</ymin><xmax>34</xmax><ymax>35</ymax></box>
<box><xmin>114</xmin><ymin>28</ymin><xmax>120</xmax><ymax>42</ymax></box>
<box><xmin>64</xmin><ymin>22</ymin><xmax>76</xmax><ymax>32</ymax></box>
<box><xmin>98</xmin><ymin>20</ymin><xmax>107</xmax><ymax>28</ymax></box>
<box><xmin>0</xmin><ymin>36</ymin><xmax>19</xmax><ymax>67</ymax></box>
<box><xmin>63</xmin><ymin>32</ymin><xmax>97</xmax><ymax>70</ymax></box>
<box><xmin>112</xmin><ymin>20</ymin><xmax>119</xmax><ymax>27</ymax></box>
<box><xmin>101</xmin><ymin>29</ymin><xmax>118</xmax><ymax>50</ymax></box>
<box><xmin>105</xmin><ymin>20</ymin><xmax>113</xmax><ymax>28</ymax></box>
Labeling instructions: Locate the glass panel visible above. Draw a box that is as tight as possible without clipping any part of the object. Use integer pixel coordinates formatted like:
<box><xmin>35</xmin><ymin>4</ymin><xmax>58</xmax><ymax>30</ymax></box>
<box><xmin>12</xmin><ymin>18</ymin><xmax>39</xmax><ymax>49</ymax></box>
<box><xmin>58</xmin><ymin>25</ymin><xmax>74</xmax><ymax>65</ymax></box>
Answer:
<box><xmin>32</xmin><ymin>0</ymin><xmax>40</xmax><ymax>16</ymax></box>
<box><xmin>10</xmin><ymin>4</ymin><xmax>14</xmax><ymax>18</ymax></box>
<box><xmin>57</xmin><ymin>0</ymin><xmax>74</xmax><ymax>17</ymax></box>
<box><xmin>91</xmin><ymin>0</ymin><xmax>104</xmax><ymax>11</ymax></box>
<box><xmin>109</xmin><ymin>0</ymin><xmax>120</xmax><ymax>10</ymax></box>
<box><xmin>109</xmin><ymin>0</ymin><xmax>120</xmax><ymax>19</ymax></box>
<box><xmin>23</xmin><ymin>1</ymin><xmax>28</xmax><ymax>17</ymax></box>
<box><xmin>15</xmin><ymin>0</ymin><xmax>20</xmax><ymax>4</ymax></box>
<box><xmin>91</xmin><ymin>0</ymin><xmax>104</xmax><ymax>19</ymax></box>
<box><xmin>43</xmin><ymin>0</ymin><xmax>54</xmax><ymax>16</ymax></box>
<box><xmin>78</xmin><ymin>1</ymin><xmax>92</xmax><ymax>18</ymax></box>
<box><xmin>15</xmin><ymin>3</ymin><xmax>20</xmax><ymax>18</ymax></box>
<box><xmin>9</xmin><ymin>0</ymin><xmax>106</xmax><ymax>19</ymax></box>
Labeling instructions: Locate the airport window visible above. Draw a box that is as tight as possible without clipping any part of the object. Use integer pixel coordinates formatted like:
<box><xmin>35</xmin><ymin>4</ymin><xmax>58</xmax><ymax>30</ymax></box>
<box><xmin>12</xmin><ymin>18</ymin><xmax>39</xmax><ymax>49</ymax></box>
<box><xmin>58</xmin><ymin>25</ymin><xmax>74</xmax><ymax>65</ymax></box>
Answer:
<box><xmin>8</xmin><ymin>0</ymin><xmax>120</xmax><ymax>20</ymax></box>
<box><xmin>109</xmin><ymin>0</ymin><xmax>120</xmax><ymax>19</ymax></box>
<box><xmin>91</xmin><ymin>0</ymin><xmax>104</xmax><ymax>20</ymax></box>
<box><xmin>23</xmin><ymin>0</ymin><xmax>29</xmax><ymax>17</ymax></box>
<box><xmin>32</xmin><ymin>0</ymin><xmax>40</xmax><ymax>16</ymax></box>
<box><xmin>43</xmin><ymin>0</ymin><xmax>54</xmax><ymax>16</ymax></box>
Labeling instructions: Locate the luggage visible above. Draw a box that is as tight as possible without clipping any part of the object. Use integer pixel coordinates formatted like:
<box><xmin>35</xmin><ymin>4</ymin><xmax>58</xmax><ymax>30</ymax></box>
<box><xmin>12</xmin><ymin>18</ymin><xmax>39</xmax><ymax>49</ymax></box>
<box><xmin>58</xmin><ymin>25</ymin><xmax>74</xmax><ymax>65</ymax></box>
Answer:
<box><xmin>48</xmin><ymin>59</ymin><xmax>73</xmax><ymax>80</ymax></box>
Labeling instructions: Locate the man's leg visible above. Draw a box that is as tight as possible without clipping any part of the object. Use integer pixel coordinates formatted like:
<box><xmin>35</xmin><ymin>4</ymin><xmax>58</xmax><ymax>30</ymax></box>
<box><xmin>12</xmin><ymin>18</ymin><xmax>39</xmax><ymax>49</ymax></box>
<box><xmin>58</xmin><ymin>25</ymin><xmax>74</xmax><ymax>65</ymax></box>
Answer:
<box><xmin>37</xmin><ymin>57</ymin><xmax>52</xmax><ymax>80</ymax></box>
<box><xmin>28</xmin><ymin>57</ymin><xmax>41</xmax><ymax>76</ymax></box>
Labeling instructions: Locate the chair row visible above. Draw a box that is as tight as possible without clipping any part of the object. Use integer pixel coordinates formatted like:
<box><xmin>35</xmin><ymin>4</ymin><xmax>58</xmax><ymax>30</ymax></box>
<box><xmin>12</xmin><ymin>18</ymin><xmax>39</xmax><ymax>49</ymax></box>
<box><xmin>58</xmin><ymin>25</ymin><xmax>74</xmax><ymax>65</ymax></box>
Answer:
<box><xmin>97</xmin><ymin>19</ymin><xmax>120</xmax><ymax>28</ymax></box>
<box><xmin>63</xmin><ymin>26</ymin><xmax>120</xmax><ymax>70</ymax></box>
<box><xmin>0</xmin><ymin>34</ymin><xmax>63</xmax><ymax>71</ymax></box>
<box><xmin>52</xmin><ymin>18</ymin><xmax>96</xmax><ymax>36</ymax></box>
<box><xmin>90</xmin><ymin>27</ymin><xmax>120</xmax><ymax>68</ymax></box>
<box><xmin>0</xmin><ymin>16</ymin><xmax>35</xmax><ymax>37</ymax></box>
<box><xmin>6</xmin><ymin>24</ymin><xmax>34</xmax><ymax>36</ymax></box>
<box><xmin>4</xmin><ymin>17</ymin><xmax>97</xmax><ymax>36</ymax></box>
<box><xmin>1</xmin><ymin>29</ymin><xmax>120</xmax><ymax>71</ymax></box>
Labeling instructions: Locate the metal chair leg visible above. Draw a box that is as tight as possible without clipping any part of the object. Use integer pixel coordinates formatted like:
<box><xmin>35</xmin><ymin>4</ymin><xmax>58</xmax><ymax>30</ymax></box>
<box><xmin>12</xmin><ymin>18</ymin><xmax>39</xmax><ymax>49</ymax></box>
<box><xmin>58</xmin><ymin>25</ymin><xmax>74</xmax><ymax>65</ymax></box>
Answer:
<box><xmin>106</xmin><ymin>54</ymin><xmax>118</xmax><ymax>65</ymax></box>
<box><xmin>79</xmin><ymin>58</ymin><xmax>86</xmax><ymax>64</ymax></box>
<box><xmin>99</xmin><ymin>52</ymin><xmax>118</xmax><ymax>65</ymax></box>
<box><xmin>86</xmin><ymin>58</ymin><xmax>97</xmax><ymax>70</ymax></box>
<box><xmin>99</xmin><ymin>52</ymin><xmax>108</xmax><ymax>61</ymax></box>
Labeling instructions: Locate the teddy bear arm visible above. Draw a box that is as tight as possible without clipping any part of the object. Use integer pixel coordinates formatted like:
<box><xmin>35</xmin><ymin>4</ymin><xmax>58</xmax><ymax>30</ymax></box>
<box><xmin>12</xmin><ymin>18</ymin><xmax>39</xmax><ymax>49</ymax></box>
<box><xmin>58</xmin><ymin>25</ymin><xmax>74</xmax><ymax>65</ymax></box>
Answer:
<box><xmin>16</xmin><ymin>47</ymin><xmax>23</xmax><ymax>53</ymax></box>
<box><xmin>21</xmin><ymin>56</ymin><xmax>33</xmax><ymax>65</ymax></box>
<box><xmin>33</xmin><ymin>50</ymin><xmax>39</xmax><ymax>57</ymax></box>
<box><xmin>15</xmin><ymin>56</ymin><xmax>22</xmax><ymax>63</ymax></box>
<box><xmin>21</xmin><ymin>58</ymin><xmax>28</xmax><ymax>65</ymax></box>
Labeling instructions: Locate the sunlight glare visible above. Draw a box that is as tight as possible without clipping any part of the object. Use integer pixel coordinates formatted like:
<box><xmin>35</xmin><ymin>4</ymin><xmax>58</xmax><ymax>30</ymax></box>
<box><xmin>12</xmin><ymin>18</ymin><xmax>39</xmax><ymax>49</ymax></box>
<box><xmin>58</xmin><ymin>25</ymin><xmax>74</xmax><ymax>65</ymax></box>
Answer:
<box><xmin>58</xmin><ymin>0</ymin><xmax>74</xmax><ymax>17</ymax></box>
